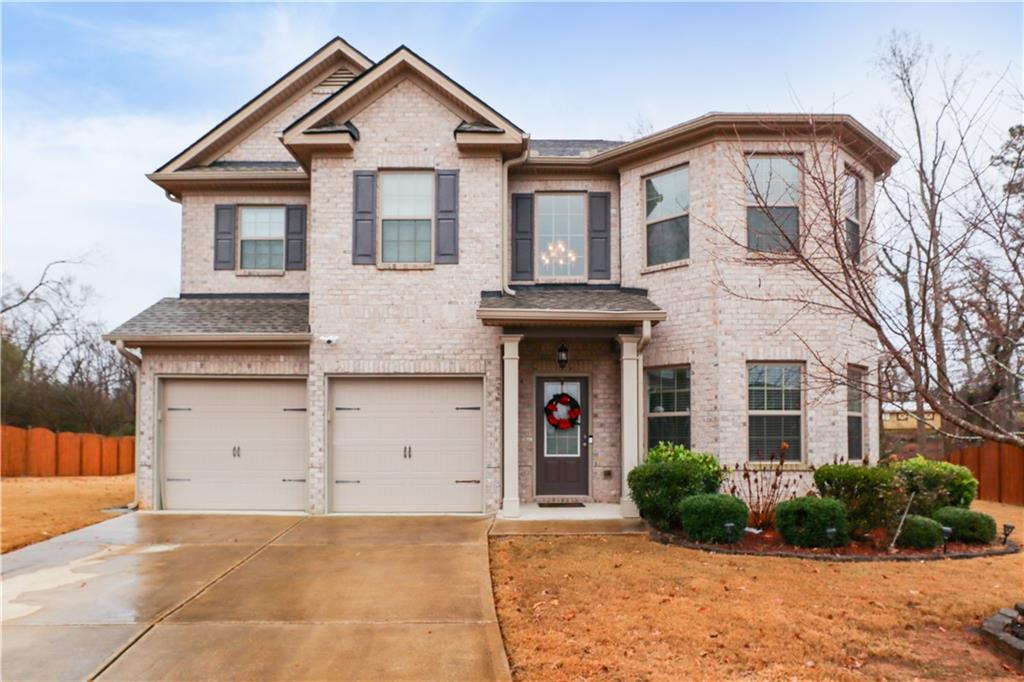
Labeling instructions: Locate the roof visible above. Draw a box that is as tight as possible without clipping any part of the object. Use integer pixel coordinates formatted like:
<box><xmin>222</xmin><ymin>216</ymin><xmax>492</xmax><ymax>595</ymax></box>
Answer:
<box><xmin>529</xmin><ymin>139</ymin><xmax>625</xmax><ymax>158</ymax></box>
<box><xmin>104</xmin><ymin>296</ymin><xmax>310</xmax><ymax>345</ymax></box>
<box><xmin>477</xmin><ymin>286</ymin><xmax>665</xmax><ymax>326</ymax></box>
<box><xmin>206</xmin><ymin>160</ymin><xmax>303</xmax><ymax>172</ymax></box>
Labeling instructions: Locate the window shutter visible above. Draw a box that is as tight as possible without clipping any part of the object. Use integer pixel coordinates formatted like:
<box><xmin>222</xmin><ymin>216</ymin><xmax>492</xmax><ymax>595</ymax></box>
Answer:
<box><xmin>352</xmin><ymin>171</ymin><xmax>376</xmax><ymax>264</ymax></box>
<box><xmin>435</xmin><ymin>170</ymin><xmax>459</xmax><ymax>264</ymax></box>
<box><xmin>510</xmin><ymin>194</ymin><xmax>534</xmax><ymax>281</ymax></box>
<box><xmin>588</xmin><ymin>192</ymin><xmax>611</xmax><ymax>279</ymax></box>
<box><xmin>214</xmin><ymin>205</ymin><xmax>236</xmax><ymax>270</ymax></box>
<box><xmin>285</xmin><ymin>205</ymin><xmax>306</xmax><ymax>270</ymax></box>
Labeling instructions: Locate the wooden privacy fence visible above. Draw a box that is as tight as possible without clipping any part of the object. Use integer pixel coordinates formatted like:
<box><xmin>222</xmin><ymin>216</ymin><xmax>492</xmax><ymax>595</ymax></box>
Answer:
<box><xmin>948</xmin><ymin>442</ymin><xmax>1024</xmax><ymax>506</ymax></box>
<box><xmin>1</xmin><ymin>425</ymin><xmax>134</xmax><ymax>478</ymax></box>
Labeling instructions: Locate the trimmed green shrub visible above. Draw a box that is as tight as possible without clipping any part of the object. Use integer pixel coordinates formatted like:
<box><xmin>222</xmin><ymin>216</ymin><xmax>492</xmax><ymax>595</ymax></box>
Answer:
<box><xmin>893</xmin><ymin>456</ymin><xmax>978</xmax><ymax>515</ymax></box>
<box><xmin>774</xmin><ymin>497</ymin><xmax>850</xmax><ymax>548</ymax></box>
<box><xmin>627</xmin><ymin>459</ymin><xmax>721</xmax><ymax>531</ymax></box>
<box><xmin>814</xmin><ymin>464</ymin><xmax>900</xmax><ymax>537</ymax></box>
<box><xmin>677</xmin><ymin>494</ymin><xmax>748</xmax><ymax>544</ymax></box>
<box><xmin>932</xmin><ymin>507</ymin><xmax>996</xmax><ymax>544</ymax></box>
<box><xmin>895</xmin><ymin>515</ymin><xmax>943</xmax><ymax>549</ymax></box>
<box><xmin>645</xmin><ymin>443</ymin><xmax>725</xmax><ymax>490</ymax></box>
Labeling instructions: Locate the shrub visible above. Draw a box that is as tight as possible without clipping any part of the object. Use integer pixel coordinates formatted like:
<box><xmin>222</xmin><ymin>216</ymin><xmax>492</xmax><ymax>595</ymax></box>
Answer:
<box><xmin>774</xmin><ymin>497</ymin><xmax>850</xmax><ymax>548</ymax></box>
<box><xmin>725</xmin><ymin>447</ymin><xmax>801</xmax><ymax>529</ymax></box>
<box><xmin>895</xmin><ymin>515</ymin><xmax>943</xmax><ymax>549</ymax></box>
<box><xmin>893</xmin><ymin>456</ymin><xmax>978</xmax><ymax>515</ymax></box>
<box><xmin>677</xmin><ymin>494</ymin><xmax>748</xmax><ymax>544</ymax></box>
<box><xmin>814</xmin><ymin>464</ymin><xmax>901</xmax><ymax>537</ymax></box>
<box><xmin>645</xmin><ymin>443</ymin><xmax>725</xmax><ymax>489</ymax></box>
<box><xmin>627</xmin><ymin>459</ymin><xmax>721</xmax><ymax>530</ymax></box>
<box><xmin>932</xmin><ymin>506</ymin><xmax>996</xmax><ymax>544</ymax></box>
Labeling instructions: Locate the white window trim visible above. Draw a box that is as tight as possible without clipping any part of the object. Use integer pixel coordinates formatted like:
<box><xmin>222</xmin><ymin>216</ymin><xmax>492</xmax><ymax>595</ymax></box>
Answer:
<box><xmin>745</xmin><ymin>153</ymin><xmax>803</xmax><ymax>254</ymax></box>
<box><xmin>746</xmin><ymin>361</ymin><xmax>805</xmax><ymax>462</ymax></box>
<box><xmin>377</xmin><ymin>169</ymin><xmax>435</xmax><ymax>269</ymax></box>
<box><xmin>843</xmin><ymin>169</ymin><xmax>864</xmax><ymax>263</ymax></box>
<box><xmin>847</xmin><ymin>365</ymin><xmax>867</xmax><ymax>461</ymax></box>
<box><xmin>237</xmin><ymin>205</ymin><xmax>286</xmax><ymax>273</ymax></box>
<box><xmin>534</xmin><ymin>191</ymin><xmax>588</xmax><ymax>283</ymax></box>
<box><xmin>645</xmin><ymin>365</ymin><xmax>691</xmax><ymax>450</ymax></box>
<box><xmin>643</xmin><ymin>165</ymin><xmax>690</xmax><ymax>269</ymax></box>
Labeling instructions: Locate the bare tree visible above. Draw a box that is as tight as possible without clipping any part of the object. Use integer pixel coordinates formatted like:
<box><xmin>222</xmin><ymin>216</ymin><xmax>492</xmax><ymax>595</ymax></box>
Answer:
<box><xmin>706</xmin><ymin>33</ymin><xmax>1023</xmax><ymax>449</ymax></box>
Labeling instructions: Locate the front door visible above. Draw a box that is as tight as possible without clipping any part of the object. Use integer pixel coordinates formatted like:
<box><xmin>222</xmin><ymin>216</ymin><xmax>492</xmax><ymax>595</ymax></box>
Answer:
<box><xmin>535</xmin><ymin>377</ymin><xmax>589</xmax><ymax>496</ymax></box>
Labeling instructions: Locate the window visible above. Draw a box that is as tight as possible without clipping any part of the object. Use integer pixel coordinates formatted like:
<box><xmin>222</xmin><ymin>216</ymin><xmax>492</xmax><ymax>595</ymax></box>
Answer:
<box><xmin>536</xmin><ymin>194</ymin><xmax>586</xmax><ymax>278</ymax></box>
<box><xmin>847</xmin><ymin>366</ymin><xmax>865</xmax><ymax>461</ymax></box>
<box><xmin>843</xmin><ymin>172</ymin><xmax>863</xmax><ymax>263</ymax></box>
<box><xmin>746</xmin><ymin>156</ymin><xmax>800</xmax><ymax>252</ymax></box>
<box><xmin>645</xmin><ymin>167</ymin><xmax>689</xmax><ymax>266</ymax></box>
<box><xmin>647</xmin><ymin>367</ymin><xmax>691</xmax><ymax>450</ymax></box>
<box><xmin>748</xmin><ymin>363</ymin><xmax>802</xmax><ymax>461</ymax></box>
<box><xmin>239</xmin><ymin>206</ymin><xmax>286</xmax><ymax>270</ymax></box>
<box><xmin>380</xmin><ymin>172</ymin><xmax>433</xmax><ymax>263</ymax></box>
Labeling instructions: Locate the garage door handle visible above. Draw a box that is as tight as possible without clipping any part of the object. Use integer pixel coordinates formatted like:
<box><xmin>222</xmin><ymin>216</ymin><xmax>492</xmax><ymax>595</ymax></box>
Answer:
<box><xmin>455</xmin><ymin>406</ymin><xmax>480</xmax><ymax>411</ymax></box>
<box><xmin>335</xmin><ymin>479</ymin><xmax>361</xmax><ymax>484</ymax></box>
<box><xmin>281</xmin><ymin>478</ymin><xmax>306</xmax><ymax>483</ymax></box>
<box><xmin>335</xmin><ymin>407</ymin><xmax>360</xmax><ymax>411</ymax></box>
<box><xmin>455</xmin><ymin>479</ymin><xmax>480</xmax><ymax>484</ymax></box>
<box><xmin>167</xmin><ymin>477</ymin><xmax>191</xmax><ymax>482</ymax></box>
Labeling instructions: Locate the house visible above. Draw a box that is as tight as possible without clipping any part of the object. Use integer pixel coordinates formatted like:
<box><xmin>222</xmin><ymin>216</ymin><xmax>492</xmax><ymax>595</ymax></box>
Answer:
<box><xmin>105</xmin><ymin>37</ymin><xmax>898</xmax><ymax>516</ymax></box>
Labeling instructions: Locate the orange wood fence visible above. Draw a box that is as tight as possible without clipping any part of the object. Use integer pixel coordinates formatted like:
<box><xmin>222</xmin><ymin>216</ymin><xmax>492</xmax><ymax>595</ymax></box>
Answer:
<box><xmin>948</xmin><ymin>442</ymin><xmax>1024</xmax><ymax>506</ymax></box>
<box><xmin>1</xmin><ymin>425</ymin><xmax>134</xmax><ymax>478</ymax></box>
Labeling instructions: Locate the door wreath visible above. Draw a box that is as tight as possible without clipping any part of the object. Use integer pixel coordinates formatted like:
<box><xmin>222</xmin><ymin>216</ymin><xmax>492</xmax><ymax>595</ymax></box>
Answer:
<box><xmin>544</xmin><ymin>392</ymin><xmax>582</xmax><ymax>430</ymax></box>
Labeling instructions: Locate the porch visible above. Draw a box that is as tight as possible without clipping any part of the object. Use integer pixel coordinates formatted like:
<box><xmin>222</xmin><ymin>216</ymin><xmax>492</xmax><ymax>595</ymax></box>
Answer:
<box><xmin>477</xmin><ymin>286</ymin><xmax>666</xmax><ymax>519</ymax></box>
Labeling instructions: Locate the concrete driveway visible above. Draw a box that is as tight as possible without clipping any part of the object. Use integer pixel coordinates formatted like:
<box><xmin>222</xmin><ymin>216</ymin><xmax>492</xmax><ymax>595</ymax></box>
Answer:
<box><xmin>2</xmin><ymin>513</ymin><xmax>510</xmax><ymax>681</ymax></box>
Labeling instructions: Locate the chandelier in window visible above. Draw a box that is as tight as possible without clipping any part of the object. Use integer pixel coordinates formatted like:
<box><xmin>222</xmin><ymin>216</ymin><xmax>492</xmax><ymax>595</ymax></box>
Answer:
<box><xmin>540</xmin><ymin>240</ymin><xmax>577</xmax><ymax>267</ymax></box>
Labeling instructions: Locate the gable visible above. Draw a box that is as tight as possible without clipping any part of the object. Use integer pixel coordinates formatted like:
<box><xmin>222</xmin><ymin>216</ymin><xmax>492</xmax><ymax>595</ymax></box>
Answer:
<box><xmin>154</xmin><ymin>37</ymin><xmax>373</xmax><ymax>174</ymax></box>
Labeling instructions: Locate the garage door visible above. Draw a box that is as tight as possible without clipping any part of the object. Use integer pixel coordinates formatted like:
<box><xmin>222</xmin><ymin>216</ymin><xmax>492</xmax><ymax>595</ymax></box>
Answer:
<box><xmin>161</xmin><ymin>379</ymin><xmax>308</xmax><ymax>511</ymax></box>
<box><xmin>330</xmin><ymin>377</ymin><xmax>483</xmax><ymax>513</ymax></box>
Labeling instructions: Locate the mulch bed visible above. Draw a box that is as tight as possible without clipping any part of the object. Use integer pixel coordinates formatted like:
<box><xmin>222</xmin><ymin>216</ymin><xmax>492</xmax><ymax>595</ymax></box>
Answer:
<box><xmin>651</xmin><ymin>526</ymin><xmax>1021</xmax><ymax>562</ymax></box>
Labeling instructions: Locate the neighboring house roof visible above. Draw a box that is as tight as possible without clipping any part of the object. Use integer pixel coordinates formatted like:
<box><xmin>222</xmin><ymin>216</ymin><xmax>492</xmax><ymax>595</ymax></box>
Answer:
<box><xmin>103</xmin><ymin>296</ymin><xmax>311</xmax><ymax>345</ymax></box>
<box><xmin>150</xmin><ymin>36</ymin><xmax>373</xmax><ymax>177</ymax></box>
<box><xmin>529</xmin><ymin>139</ymin><xmax>625</xmax><ymax>158</ymax></box>
<box><xmin>477</xmin><ymin>286</ymin><xmax>665</xmax><ymax>325</ymax></box>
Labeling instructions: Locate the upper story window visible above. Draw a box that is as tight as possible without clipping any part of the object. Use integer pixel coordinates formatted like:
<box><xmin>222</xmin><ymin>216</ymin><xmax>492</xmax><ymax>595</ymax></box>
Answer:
<box><xmin>380</xmin><ymin>171</ymin><xmax>433</xmax><ymax>264</ymax></box>
<box><xmin>645</xmin><ymin>166</ymin><xmax>690</xmax><ymax>267</ymax></box>
<box><xmin>647</xmin><ymin>367</ymin><xmax>691</xmax><ymax>450</ymax></box>
<box><xmin>748</xmin><ymin>363</ymin><xmax>802</xmax><ymax>461</ymax></box>
<box><xmin>239</xmin><ymin>206</ymin><xmax>286</xmax><ymax>270</ymax></box>
<box><xmin>536</xmin><ymin>193</ymin><xmax>586</xmax><ymax>278</ymax></box>
<box><xmin>746</xmin><ymin>156</ymin><xmax>800</xmax><ymax>253</ymax></box>
<box><xmin>843</xmin><ymin>172</ymin><xmax>863</xmax><ymax>264</ymax></box>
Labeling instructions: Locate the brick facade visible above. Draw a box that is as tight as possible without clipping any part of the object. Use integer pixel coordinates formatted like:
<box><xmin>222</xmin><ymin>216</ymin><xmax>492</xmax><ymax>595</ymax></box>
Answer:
<box><xmin>132</xmin><ymin>54</ymin><xmax>885</xmax><ymax>513</ymax></box>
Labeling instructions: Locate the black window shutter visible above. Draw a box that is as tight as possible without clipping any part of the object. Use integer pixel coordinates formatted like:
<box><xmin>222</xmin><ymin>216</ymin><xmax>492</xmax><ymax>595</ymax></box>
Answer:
<box><xmin>588</xmin><ymin>192</ymin><xmax>611</xmax><ymax>279</ymax></box>
<box><xmin>214</xmin><ymin>205</ymin><xmax>236</xmax><ymax>270</ymax></box>
<box><xmin>352</xmin><ymin>171</ymin><xmax>376</xmax><ymax>264</ymax></box>
<box><xmin>285</xmin><ymin>205</ymin><xmax>306</xmax><ymax>270</ymax></box>
<box><xmin>510</xmin><ymin>194</ymin><xmax>534</xmax><ymax>281</ymax></box>
<box><xmin>435</xmin><ymin>170</ymin><xmax>459</xmax><ymax>264</ymax></box>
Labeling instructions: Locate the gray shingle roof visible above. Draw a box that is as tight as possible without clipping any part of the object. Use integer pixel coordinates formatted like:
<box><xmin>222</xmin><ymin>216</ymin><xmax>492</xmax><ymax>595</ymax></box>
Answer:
<box><xmin>204</xmin><ymin>161</ymin><xmax>303</xmax><ymax>171</ymax></box>
<box><xmin>529</xmin><ymin>139</ymin><xmax>625</xmax><ymax>158</ymax></box>
<box><xmin>479</xmin><ymin>287</ymin><xmax>661</xmax><ymax>312</ymax></box>
<box><xmin>456</xmin><ymin>121</ymin><xmax>504</xmax><ymax>133</ymax></box>
<box><xmin>106</xmin><ymin>296</ymin><xmax>310</xmax><ymax>339</ymax></box>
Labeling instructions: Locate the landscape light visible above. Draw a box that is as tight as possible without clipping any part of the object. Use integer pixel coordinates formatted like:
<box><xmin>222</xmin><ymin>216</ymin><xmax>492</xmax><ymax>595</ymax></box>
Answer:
<box><xmin>1003</xmin><ymin>523</ymin><xmax>1015</xmax><ymax>545</ymax></box>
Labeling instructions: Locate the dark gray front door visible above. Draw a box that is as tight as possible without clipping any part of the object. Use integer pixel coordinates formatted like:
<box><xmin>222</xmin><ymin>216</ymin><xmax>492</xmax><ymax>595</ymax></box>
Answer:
<box><xmin>535</xmin><ymin>377</ymin><xmax>589</xmax><ymax>496</ymax></box>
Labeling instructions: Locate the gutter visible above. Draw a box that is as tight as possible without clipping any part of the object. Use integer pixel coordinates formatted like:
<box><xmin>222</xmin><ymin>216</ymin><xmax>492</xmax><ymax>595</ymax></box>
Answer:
<box><xmin>500</xmin><ymin>136</ymin><xmax>531</xmax><ymax>295</ymax></box>
<box><xmin>115</xmin><ymin>341</ymin><xmax>142</xmax><ymax>511</ymax></box>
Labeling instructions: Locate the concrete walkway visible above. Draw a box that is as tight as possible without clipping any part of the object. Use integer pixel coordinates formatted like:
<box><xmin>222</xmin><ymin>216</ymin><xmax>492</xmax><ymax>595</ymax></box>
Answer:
<box><xmin>2</xmin><ymin>514</ymin><xmax>510</xmax><ymax>681</ymax></box>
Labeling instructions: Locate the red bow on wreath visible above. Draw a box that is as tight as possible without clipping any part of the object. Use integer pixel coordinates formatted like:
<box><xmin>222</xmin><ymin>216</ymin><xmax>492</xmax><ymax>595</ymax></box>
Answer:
<box><xmin>544</xmin><ymin>392</ymin><xmax>582</xmax><ymax>430</ymax></box>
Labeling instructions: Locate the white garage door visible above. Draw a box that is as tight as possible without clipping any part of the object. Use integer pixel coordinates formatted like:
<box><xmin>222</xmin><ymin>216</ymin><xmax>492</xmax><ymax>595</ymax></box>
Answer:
<box><xmin>330</xmin><ymin>377</ymin><xmax>483</xmax><ymax>513</ymax></box>
<box><xmin>161</xmin><ymin>379</ymin><xmax>308</xmax><ymax>511</ymax></box>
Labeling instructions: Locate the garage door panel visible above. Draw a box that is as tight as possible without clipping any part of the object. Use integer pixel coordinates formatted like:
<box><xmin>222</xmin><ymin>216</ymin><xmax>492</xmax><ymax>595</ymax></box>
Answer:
<box><xmin>162</xmin><ymin>379</ymin><xmax>308</xmax><ymax>511</ymax></box>
<box><xmin>330</xmin><ymin>378</ymin><xmax>483</xmax><ymax>513</ymax></box>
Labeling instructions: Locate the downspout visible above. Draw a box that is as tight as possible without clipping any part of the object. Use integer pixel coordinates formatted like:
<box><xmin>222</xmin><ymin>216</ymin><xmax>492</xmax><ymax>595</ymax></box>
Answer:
<box><xmin>115</xmin><ymin>340</ymin><xmax>142</xmax><ymax>510</ymax></box>
<box><xmin>637</xmin><ymin>319</ymin><xmax>652</xmax><ymax>352</ymax></box>
<box><xmin>501</xmin><ymin>135</ymin><xmax>531</xmax><ymax>295</ymax></box>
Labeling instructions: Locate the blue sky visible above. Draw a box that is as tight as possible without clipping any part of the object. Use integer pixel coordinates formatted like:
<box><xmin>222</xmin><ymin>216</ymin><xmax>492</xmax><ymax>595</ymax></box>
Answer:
<box><xmin>3</xmin><ymin>2</ymin><xmax>1021</xmax><ymax>325</ymax></box>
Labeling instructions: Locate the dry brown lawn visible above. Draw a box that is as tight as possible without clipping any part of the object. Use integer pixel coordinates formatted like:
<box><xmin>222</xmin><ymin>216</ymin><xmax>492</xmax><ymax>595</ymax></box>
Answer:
<box><xmin>490</xmin><ymin>500</ymin><xmax>1024</xmax><ymax>681</ymax></box>
<box><xmin>1</xmin><ymin>475</ymin><xmax>135</xmax><ymax>552</ymax></box>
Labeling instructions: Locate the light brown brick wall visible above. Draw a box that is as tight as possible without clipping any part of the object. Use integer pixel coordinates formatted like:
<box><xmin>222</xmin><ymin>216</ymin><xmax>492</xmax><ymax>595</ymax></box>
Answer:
<box><xmin>219</xmin><ymin>92</ymin><xmax>329</xmax><ymax>162</ymax></box>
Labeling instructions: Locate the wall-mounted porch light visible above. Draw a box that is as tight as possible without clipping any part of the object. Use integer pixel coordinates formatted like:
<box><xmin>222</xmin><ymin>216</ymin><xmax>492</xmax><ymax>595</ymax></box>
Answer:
<box><xmin>556</xmin><ymin>343</ymin><xmax>569</xmax><ymax>370</ymax></box>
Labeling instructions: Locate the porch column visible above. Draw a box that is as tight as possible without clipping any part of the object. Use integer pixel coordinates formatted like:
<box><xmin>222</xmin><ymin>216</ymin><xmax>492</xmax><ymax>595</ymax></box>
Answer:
<box><xmin>618</xmin><ymin>334</ymin><xmax>642</xmax><ymax>517</ymax></box>
<box><xmin>501</xmin><ymin>334</ymin><xmax>523</xmax><ymax>517</ymax></box>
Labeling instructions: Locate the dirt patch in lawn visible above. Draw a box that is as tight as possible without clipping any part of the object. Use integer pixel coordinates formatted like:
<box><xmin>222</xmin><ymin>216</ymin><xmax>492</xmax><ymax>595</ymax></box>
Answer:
<box><xmin>490</xmin><ymin>500</ymin><xmax>1024</xmax><ymax>680</ymax></box>
<box><xmin>1</xmin><ymin>475</ymin><xmax>135</xmax><ymax>553</ymax></box>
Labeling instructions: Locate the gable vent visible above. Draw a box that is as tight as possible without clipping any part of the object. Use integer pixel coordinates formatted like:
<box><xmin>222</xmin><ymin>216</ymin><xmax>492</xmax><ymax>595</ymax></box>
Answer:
<box><xmin>315</xmin><ymin>65</ymin><xmax>356</xmax><ymax>93</ymax></box>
